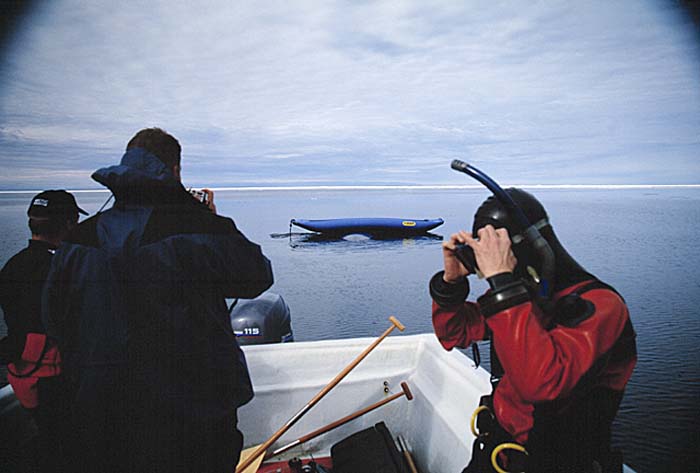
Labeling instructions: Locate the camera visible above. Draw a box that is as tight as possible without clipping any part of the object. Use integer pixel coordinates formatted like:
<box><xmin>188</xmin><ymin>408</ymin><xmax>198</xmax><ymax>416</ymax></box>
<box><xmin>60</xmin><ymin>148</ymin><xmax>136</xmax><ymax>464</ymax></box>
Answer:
<box><xmin>455</xmin><ymin>243</ymin><xmax>478</xmax><ymax>274</ymax></box>
<box><xmin>188</xmin><ymin>188</ymin><xmax>209</xmax><ymax>205</ymax></box>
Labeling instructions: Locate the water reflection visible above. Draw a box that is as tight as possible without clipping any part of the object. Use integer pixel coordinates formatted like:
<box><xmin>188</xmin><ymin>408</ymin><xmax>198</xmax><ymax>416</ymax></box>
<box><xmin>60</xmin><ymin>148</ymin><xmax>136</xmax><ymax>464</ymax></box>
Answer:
<box><xmin>271</xmin><ymin>231</ymin><xmax>442</xmax><ymax>249</ymax></box>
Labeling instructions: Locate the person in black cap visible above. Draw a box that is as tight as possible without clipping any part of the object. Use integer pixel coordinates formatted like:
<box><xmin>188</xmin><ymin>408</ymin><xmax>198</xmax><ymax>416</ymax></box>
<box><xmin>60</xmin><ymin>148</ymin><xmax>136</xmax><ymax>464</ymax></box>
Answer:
<box><xmin>0</xmin><ymin>190</ymin><xmax>87</xmax><ymax>473</ymax></box>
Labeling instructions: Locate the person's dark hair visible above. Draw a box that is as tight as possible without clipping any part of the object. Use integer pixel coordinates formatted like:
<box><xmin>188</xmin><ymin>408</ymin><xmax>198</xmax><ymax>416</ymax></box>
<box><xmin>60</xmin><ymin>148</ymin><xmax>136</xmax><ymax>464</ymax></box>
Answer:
<box><xmin>28</xmin><ymin>216</ymin><xmax>76</xmax><ymax>238</ymax></box>
<box><xmin>126</xmin><ymin>127</ymin><xmax>181</xmax><ymax>168</ymax></box>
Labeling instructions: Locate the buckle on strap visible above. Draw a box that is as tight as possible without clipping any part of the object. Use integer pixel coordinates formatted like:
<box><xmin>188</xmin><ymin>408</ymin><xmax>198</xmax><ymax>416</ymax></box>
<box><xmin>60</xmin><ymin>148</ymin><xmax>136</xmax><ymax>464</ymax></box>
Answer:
<box><xmin>511</xmin><ymin>218</ymin><xmax>550</xmax><ymax>245</ymax></box>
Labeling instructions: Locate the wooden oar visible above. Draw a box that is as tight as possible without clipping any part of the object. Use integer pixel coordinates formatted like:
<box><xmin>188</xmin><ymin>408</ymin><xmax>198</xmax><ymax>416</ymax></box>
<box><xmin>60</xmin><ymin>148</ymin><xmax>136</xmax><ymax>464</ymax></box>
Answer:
<box><xmin>236</xmin><ymin>446</ymin><xmax>266</xmax><ymax>473</ymax></box>
<box><xmin>235</xmin><ymin>316</ymin><xmax>406</xmax><ymax>473</ymax></box>
<box><xmin>267</xmin><ymin>381</ymin><xmax>413</xmax><ymax>459</ymax></box>
<box><xmin>398</xmin><ymin>434</ymin><xmax>419</xmax><ymax>473</ymax></box>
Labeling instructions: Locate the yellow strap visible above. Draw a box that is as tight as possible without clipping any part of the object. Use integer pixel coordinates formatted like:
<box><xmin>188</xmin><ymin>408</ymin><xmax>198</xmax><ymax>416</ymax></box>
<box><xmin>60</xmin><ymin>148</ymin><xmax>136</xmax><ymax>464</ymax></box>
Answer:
<box><xmin>491</xmin><ymin>442</ymin><xmax>528</xmax><ymax>473</ymax></box>
<box><xmin>470</xmin><ymin>405</ymin><xmax>492</xmax><ymax>437</ymax></box>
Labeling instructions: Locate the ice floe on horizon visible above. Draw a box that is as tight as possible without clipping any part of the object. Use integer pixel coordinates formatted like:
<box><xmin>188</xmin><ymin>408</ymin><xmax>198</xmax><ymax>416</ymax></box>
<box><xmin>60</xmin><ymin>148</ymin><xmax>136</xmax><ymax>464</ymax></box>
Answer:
<box><xmin>3</xmin><ymin>184</ymin><xmax>700</xmax><ymax>194</ymax></box>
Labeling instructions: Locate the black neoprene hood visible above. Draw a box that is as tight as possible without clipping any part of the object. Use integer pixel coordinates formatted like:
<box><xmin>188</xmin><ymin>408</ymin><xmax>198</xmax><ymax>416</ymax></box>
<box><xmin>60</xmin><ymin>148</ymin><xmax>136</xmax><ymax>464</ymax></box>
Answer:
<box><xmin>471</xmin><ymin>188</ymin><xmax>550</xmax><ymax>278</ymax></box>
<box><xmin>471</xmin><ymin>188</ymin><xmax>548</xmax><ymax>238</ymax></box>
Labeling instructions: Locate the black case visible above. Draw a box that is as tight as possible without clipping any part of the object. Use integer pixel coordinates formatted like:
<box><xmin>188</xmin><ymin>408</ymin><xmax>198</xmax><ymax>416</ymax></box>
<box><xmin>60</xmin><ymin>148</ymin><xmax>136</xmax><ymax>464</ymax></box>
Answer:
<box><xmin>331</xmin><ymin>422</ymin><xmax>409</xmax><ymax>473</ymax></box>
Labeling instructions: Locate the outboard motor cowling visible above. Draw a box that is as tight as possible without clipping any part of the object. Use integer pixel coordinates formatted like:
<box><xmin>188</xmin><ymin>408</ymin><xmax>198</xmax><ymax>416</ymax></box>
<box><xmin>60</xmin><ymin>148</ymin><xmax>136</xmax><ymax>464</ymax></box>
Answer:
<box><xmin>230</xmin><ymin>292</ymin><xmax>293</xmax><ymax>345</ymax></box>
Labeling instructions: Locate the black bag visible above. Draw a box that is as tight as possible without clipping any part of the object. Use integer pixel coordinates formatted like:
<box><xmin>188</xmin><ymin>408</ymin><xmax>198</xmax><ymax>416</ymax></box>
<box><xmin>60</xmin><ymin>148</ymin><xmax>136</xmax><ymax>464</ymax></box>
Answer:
<box><xmin>331</xmin><ymin>422</ymin><xmax>409</xmax><ymax>473</ymax></box>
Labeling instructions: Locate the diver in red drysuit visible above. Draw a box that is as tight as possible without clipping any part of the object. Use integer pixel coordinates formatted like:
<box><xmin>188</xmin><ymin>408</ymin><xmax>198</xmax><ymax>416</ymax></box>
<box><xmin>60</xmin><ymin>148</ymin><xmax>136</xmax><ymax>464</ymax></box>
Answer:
<box><xmin>429</xmin><ymin>188</ymin><xmax>636</xmax><ymax>473</ymax></box>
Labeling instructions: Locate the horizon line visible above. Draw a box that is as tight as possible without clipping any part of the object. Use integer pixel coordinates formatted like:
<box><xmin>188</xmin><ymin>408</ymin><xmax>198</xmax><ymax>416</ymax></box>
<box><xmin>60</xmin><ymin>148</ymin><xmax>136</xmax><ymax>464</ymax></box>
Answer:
<box><xmin>1</xmin><ymin>183</ymin><xmax>700</xmax><ymax>194</ymax></box>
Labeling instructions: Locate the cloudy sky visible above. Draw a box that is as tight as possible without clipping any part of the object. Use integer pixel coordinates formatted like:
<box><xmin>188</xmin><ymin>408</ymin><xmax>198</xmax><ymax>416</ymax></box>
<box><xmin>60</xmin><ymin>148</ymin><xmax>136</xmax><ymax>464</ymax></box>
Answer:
<box><xmin>0</xmin><ymin>1</ymin><xmax>698</xmax><ymax>190</ymax></box>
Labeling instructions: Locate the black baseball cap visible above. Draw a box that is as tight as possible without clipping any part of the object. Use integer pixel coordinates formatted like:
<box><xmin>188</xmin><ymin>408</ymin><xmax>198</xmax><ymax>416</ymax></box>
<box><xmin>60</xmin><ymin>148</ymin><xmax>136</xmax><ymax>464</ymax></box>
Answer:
<box><xmin>27</xmin><ymin>190</ymin><xmax>88</xmax><ymax>219</ymax></box>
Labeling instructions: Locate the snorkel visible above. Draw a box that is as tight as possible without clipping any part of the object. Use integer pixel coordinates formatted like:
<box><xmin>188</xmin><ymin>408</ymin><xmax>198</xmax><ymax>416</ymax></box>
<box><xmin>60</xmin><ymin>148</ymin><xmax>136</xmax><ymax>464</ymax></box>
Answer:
<box><xmin>450</xmin><ymin>160</ymin><xmax>556</xmax><ymax>305</ymax></box>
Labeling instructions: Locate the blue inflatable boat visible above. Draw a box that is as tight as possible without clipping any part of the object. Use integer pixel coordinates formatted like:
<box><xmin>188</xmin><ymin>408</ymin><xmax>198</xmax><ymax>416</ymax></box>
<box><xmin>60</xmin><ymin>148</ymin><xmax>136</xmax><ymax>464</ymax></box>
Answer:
<box><xmin>290</xmin><ymin>217</ymin><xmax>444</xmax><ymax>236</ymax></box>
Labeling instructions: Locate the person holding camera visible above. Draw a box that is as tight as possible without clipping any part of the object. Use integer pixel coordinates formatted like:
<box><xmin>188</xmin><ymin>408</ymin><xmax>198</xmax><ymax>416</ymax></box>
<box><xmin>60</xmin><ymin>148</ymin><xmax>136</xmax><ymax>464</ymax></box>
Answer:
<box><xmin>0</xmin><ymin>190</ymin><xmax>87</xmax><ymax>472</ymax></box>
<box><xmin>429</xmin><ymin>189</ymin><xmax>636</xmax><ymax>473</ymax></box>
<box><xmin>42</xmin><ymin>128</ymin><xmax>273</xmax><ymax>473</ymax></box>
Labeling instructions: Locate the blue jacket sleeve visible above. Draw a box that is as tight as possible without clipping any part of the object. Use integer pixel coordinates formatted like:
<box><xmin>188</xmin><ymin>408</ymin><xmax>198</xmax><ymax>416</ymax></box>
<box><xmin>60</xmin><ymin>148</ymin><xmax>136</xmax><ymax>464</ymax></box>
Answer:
<box><xmin>144</xmin><ymin>217</ymin><xmax>273</xmax><ymax>299</ymax></box>
<box><xmin>186</xmin><ymin>230</ymin><xmax>273</xmax><ymax>299</ymax></box>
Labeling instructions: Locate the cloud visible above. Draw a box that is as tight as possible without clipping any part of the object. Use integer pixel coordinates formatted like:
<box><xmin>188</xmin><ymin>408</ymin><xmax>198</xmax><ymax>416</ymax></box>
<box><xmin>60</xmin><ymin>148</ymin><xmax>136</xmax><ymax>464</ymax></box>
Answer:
<box><xmin>0</xmin><ymin>0</ymin><xmax>698</xmax><ymax>189</ymax></box>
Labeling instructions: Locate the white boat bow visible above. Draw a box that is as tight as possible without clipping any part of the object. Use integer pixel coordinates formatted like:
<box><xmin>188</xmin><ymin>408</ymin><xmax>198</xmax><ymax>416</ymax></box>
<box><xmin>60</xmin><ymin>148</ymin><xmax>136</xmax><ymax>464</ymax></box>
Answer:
<box><xmin>239</xmin><ymin>333</ymin><xmax>636</xmax><ymax>472</ymax></box>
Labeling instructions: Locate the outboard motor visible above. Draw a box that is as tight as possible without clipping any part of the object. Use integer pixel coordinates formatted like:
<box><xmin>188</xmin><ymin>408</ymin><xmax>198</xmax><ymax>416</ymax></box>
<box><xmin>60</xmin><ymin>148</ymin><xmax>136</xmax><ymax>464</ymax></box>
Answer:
<box><xmin>230</xmin><ymin>292</ymin><xmax>294</xmax><ymax>345</ymax></box>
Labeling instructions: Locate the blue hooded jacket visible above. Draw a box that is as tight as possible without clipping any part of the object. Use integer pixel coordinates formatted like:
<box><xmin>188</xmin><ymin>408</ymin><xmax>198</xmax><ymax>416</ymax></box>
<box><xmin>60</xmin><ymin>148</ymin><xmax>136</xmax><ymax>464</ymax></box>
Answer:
<box><xmin>43</xmin><ymin>148</ymin><xmax>273</xmax><ymax>419</ymax></box>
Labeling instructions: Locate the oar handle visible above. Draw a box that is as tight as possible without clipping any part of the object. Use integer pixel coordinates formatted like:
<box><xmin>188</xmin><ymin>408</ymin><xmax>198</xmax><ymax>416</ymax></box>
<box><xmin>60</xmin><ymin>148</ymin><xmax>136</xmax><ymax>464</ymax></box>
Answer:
<box><xmin>307</xmin><ymin>315</ymin><xmax>404</xmax><ymax>404</ymax></box>
<box><xmin>235</xmin><ymin>316</ymin><xmax>405</xmax><ymax>472</ymax></box>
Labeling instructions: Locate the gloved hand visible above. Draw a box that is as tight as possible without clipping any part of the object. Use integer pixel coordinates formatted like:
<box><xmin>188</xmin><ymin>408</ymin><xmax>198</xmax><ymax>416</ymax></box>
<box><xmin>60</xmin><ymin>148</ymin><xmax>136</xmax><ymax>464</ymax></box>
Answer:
<box><xmin>463</xmin><ymin>225</ymin><xmax>517</xmax><ymax>279</ymax></box>
<box><xmin>441</xmin><ymin>231</ymin><xmax>475</xmax><ymax>282</ymax></box>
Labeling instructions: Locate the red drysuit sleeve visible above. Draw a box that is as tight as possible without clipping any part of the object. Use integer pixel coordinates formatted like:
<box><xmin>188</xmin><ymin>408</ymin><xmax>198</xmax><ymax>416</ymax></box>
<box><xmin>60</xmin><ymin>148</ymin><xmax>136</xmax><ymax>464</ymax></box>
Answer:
<box><xmin>432</xmin><ymin>300</ymin><xmax>487</xmax><ymax>350</ymax></box>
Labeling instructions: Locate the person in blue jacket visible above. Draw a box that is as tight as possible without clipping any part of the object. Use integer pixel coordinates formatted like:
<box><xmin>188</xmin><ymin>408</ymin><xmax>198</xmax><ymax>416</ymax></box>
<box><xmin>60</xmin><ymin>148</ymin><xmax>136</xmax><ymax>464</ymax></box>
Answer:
<box><xmin>42</xmin><ymin>128</ymin><xmax>273</xmax><ymax>473</ymax></box>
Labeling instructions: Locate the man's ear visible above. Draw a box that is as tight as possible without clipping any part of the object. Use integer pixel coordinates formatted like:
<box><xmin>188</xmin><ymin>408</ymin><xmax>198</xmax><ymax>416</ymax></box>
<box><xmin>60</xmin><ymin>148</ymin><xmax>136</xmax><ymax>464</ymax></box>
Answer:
<box><xmin>172</xmin><ymin>164</ymin><xmax>182</xmax><ymax>182</ymax></box>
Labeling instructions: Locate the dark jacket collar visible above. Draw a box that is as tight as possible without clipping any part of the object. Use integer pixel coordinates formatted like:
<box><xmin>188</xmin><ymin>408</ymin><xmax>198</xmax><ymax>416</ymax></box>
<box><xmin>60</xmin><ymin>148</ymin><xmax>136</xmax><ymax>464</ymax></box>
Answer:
<box><xmin>28</xmin><ymin>239</ymin><xmax>57</xmax><ymax>252</ymax></box>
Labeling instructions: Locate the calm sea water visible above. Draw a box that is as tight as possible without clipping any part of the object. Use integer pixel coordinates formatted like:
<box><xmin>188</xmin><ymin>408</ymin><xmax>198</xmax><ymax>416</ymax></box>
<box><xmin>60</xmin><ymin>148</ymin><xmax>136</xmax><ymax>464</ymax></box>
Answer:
<box><xmin>1</xmin><ymin>188</ymin><xmax>699</xmax><ymax>472</ymax></box>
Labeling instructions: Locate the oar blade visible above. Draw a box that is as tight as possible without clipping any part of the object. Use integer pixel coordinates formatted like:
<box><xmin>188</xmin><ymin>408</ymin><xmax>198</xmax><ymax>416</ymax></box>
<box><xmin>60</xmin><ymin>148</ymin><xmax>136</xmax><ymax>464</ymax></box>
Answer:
<box><xmin>236</xmin><ymin>445</ymin><xmax>265</xmax><ymax>473</ymax></box>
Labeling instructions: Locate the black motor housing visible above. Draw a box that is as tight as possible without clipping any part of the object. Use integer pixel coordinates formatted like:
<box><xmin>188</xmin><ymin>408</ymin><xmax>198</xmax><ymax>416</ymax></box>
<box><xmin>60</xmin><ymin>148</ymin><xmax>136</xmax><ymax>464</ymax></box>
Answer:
<box><xmin>230</xmin><ymin>292</ymin><xmax>293</xmax><ymax>345</ymax></box>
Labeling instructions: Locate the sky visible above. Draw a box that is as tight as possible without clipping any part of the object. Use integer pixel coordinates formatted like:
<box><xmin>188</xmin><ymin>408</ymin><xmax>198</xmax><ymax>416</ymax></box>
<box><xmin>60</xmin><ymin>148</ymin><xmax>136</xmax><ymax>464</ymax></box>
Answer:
<box><xmin>0</xmin><ymin>0</ymin><xmax>698</xmax><ymax>190</ymax></box>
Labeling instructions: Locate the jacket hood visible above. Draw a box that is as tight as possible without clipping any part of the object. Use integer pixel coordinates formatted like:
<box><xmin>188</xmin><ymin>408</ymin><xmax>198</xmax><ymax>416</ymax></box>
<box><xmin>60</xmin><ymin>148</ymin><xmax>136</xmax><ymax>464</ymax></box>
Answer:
<box><xmin>92</xmin><ymin>148</ymin><xmax>182</xmax><ymax>201</ymax></box>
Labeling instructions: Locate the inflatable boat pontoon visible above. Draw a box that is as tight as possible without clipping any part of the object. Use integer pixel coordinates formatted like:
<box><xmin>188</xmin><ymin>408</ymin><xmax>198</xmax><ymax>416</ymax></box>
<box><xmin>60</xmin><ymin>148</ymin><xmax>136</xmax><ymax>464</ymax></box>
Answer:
<box><xmin>290</xmin><ymin>218</ymin><xmax>444</xmax><ymax>237</ymax></box>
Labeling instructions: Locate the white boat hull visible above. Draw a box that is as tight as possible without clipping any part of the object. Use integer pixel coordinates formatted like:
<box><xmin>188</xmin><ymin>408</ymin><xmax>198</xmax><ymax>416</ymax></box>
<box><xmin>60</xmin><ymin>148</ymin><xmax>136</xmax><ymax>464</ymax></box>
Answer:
<box><xmin>240</xmin><ymin>333</ymin><xmax>635</xmax><ymax>472</ymax></box>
